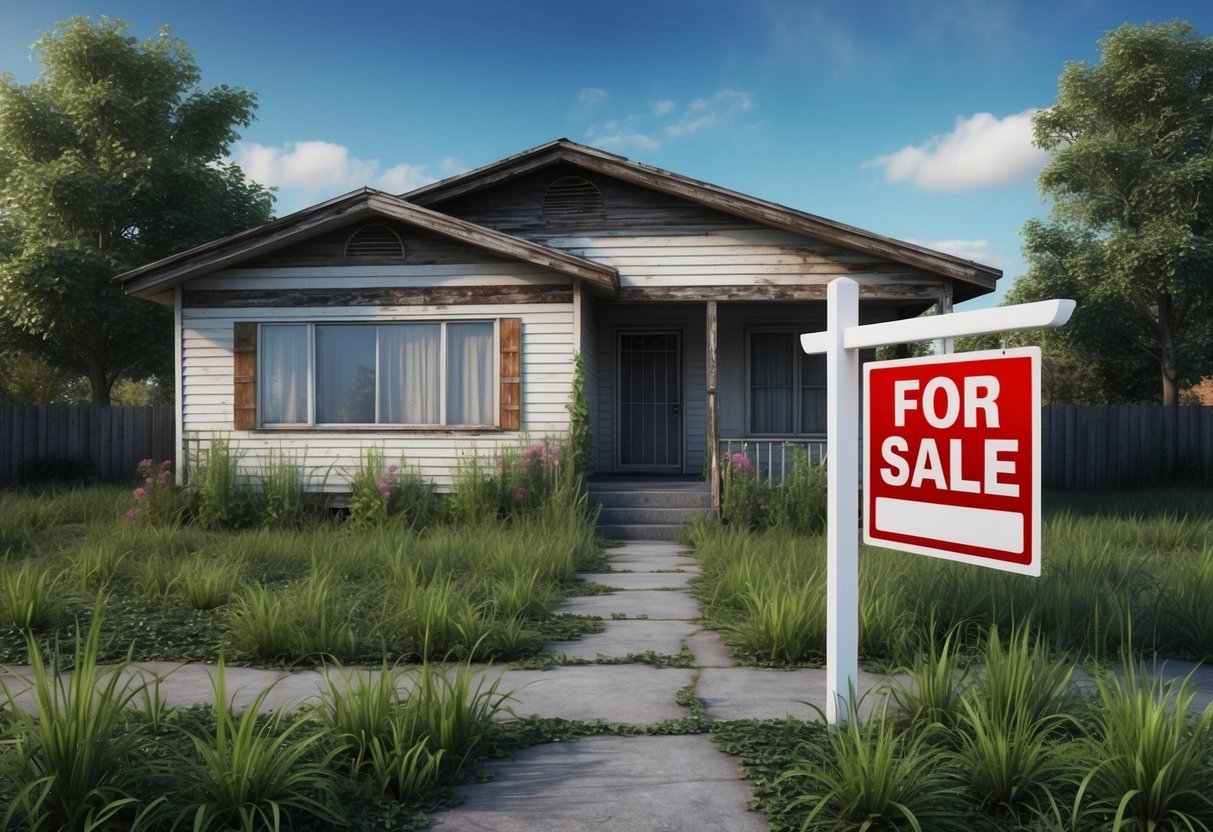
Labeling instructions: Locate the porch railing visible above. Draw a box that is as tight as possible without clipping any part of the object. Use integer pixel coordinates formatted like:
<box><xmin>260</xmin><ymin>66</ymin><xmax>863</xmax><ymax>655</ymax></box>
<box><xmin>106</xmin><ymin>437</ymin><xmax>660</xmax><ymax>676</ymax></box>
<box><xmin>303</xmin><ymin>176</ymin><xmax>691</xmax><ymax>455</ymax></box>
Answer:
<box><xmin>719</xmin><ymin>437</ymin><xmax>827</xmax><ymax>485</ymax></box>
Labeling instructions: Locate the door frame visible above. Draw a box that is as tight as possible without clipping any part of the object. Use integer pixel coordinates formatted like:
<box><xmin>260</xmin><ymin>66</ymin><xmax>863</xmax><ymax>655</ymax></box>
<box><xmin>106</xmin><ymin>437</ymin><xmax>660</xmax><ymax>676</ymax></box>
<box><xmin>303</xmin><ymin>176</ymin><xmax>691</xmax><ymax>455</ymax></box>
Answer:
<box><xmin>614</xmin><ymin>329</ymin><xmax>684</xmax><ymax>472</ymax></box>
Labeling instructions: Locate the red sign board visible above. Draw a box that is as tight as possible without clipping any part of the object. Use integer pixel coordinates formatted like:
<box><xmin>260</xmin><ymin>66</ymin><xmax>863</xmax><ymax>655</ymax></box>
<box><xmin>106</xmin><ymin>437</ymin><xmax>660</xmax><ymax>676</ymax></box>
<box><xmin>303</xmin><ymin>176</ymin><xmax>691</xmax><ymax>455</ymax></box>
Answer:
<box><xmin>863</xmin><ymin>348</ymin><xmax>1040</xmax><ymax>576</ymax></box>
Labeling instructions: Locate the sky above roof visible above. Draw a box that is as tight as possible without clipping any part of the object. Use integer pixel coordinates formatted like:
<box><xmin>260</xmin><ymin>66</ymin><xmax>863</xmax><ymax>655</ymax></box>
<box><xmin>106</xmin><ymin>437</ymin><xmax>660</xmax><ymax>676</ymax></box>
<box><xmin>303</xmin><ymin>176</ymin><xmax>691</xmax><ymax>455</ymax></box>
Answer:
<box><xmin>3</xmin><ymin>0</ymin><xmax>1210</xmax><ymax>308</ymax></box>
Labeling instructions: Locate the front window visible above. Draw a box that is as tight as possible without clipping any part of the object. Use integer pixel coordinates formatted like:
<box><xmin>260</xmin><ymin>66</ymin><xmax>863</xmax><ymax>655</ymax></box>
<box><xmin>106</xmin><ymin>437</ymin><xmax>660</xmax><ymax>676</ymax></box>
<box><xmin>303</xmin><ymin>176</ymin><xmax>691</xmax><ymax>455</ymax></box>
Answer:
<box><xmin>260</xmin><ymin>321</ymin><xmax>496</xmax><ymax>427</ymax></box>
<box><xmin>749</xmin><ymin>331</ymin><xmax>826</xmax><ymax>434</ymax></box>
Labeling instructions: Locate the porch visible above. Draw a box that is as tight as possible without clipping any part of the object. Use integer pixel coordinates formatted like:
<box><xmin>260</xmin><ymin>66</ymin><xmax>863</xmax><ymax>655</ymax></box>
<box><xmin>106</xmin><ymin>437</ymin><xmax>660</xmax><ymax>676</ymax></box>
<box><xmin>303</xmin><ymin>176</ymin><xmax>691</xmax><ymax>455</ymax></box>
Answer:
<box><xmin>581</xmin><ymin>295</ymin><xmax>936</xmax><ymax>509</ymax></box>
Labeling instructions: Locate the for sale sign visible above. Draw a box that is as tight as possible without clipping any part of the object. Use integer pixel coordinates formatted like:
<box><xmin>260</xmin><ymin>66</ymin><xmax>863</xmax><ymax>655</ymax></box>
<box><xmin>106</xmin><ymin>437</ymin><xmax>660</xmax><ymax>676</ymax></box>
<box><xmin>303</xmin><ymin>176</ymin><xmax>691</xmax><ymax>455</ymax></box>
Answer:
<box><xmin>863</xmin><ymin>348</ymin><xmax>1040</xmax><ymax>576</ymax></box>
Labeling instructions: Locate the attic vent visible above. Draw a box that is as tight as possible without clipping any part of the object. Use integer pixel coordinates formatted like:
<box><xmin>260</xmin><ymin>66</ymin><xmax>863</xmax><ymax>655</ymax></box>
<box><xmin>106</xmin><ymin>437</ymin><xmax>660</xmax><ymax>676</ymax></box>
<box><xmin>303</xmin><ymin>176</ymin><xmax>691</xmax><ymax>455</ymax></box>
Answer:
<box><xmin>345</xmin><ymin>223</ymin><xmax>405</xmax><ymax>258</ymax></box>
<box><xmin>543</xmin><ymin>176</ymin><xmax>604</xmax><ymax>222</ymax></box>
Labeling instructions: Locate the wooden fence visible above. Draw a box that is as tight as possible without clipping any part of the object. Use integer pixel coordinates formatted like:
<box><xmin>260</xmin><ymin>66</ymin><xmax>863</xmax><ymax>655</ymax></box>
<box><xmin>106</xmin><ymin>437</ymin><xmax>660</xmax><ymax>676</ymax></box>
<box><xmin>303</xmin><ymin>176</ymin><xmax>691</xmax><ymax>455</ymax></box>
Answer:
<box><xmin>1041</xmin><ymin>404</ymin><xmax>1213</xmax><ymax>489</ymax></box>
<box><xmin>0</xmin><ymin>405</ymin><xmax>175</xmax><ymax>485</ymax></box>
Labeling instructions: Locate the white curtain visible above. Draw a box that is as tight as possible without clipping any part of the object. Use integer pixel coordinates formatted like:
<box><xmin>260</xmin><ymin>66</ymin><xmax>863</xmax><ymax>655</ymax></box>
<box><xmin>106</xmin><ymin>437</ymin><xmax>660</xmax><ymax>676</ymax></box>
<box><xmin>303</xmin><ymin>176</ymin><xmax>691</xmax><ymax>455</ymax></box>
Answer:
<box><xmin>316</xmin><ymin>325</ymin><xmax>376</xmax><ymax>423</ymax></box>
<box><xmin>447</xmin><ymin>322</ymin><xmax>493</xmax><ymax>425</ymax></box>
<box><xmin>261</xmin><ymin>325</ymin><xmax>308</xmax><ymax>424</ymax></box>
<box><xmin>380</xmin><ymin>324</ymin><xmax>440</xmax><ymax>424</ymax></box>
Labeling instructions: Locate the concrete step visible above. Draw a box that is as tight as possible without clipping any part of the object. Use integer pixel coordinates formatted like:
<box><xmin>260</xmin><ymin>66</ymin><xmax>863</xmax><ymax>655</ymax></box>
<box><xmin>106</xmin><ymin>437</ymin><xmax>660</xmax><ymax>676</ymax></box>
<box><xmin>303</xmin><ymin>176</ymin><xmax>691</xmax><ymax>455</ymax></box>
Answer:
<box><xmin>597</xmin><ymin>523</ymin><xmax>685</xmax><ymax>541</ymax></box>
<box><xmin>590</xmin><ymin>490</ymin><xmax>712</xmax><ymax>510</ymax></box>
<box><xmin>598</xmin><ymin>507</ymin><xmax>711</xmax><ymax>526</ymax></box>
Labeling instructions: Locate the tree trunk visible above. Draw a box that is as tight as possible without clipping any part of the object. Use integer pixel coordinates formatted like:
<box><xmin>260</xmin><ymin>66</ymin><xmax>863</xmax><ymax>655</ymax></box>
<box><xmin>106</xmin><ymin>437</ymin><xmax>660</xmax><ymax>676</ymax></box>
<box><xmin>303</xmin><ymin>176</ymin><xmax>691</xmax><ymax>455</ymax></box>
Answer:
<box><xmin>1158</xmin><ymin>293</ymin><xmax>1179</xmax><ymax>476</ymax></box>
<box><xmin>87</xmin><ymin>361</ymin><xmax>111</xmax><ymax>407</ymax></box>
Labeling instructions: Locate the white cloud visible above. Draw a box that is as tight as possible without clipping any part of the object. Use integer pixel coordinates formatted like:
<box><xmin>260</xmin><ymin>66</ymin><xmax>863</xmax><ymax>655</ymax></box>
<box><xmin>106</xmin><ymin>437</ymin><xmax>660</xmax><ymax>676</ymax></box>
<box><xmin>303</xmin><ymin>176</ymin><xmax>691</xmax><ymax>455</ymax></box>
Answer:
<box><xmin>438</xmin><ymin>156</ymin><xmax>464</xmax><ymax>174</ymax></box>
<box><xmin>581</xmin><ymin>88</ymin><xmax>755</xmax><ymax>154</ymax></box>
<box><xmin>232</xmin><ymin>140</ymin><xmax>439</xmax><ymax>199</ymax></box>
<box><xmin>577</xmin><ymin>87</ymin><xmax>608</xmax><ymax>107</ymax></box>
<box><xmin>906</xmin><ymin>237</ymin><xmax>1005</xmax><ymax>268</ymax></box>
<box><xmin>864</xmin><ymin>110</ymin><xmax>1049</xmax><ymax>192</ymax></box>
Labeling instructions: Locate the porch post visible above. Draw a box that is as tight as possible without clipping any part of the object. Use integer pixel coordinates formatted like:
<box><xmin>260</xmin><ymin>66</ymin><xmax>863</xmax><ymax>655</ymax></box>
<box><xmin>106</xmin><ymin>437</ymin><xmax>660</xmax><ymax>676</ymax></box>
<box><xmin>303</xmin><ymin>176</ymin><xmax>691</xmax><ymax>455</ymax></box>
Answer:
<box><xmin>706</xmin><ymin>300</ymin><xmax>720</xmax><ymax>510</ymax></box>
<box><xmin>934</xmin><ymin>282</ymin><xmax>954</xmax><ymax>355</ymax></box>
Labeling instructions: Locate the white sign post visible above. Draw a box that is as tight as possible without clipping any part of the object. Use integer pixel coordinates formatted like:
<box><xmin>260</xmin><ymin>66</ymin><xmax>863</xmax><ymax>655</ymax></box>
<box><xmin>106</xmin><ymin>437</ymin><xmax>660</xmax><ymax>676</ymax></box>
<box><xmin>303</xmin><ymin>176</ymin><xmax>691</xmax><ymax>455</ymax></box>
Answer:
<box><xmin>801</xmin><ymin>277</ymin><xmax>1074</xmax><ymax>725</ymax></box>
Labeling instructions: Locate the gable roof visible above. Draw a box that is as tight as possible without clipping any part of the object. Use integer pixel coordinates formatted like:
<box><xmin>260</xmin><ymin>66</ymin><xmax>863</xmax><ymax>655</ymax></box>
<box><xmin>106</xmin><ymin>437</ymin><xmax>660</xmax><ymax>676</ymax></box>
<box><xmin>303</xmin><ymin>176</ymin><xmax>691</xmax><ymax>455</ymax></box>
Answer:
<box><xmin>116</xmin><ymin>187</ymin><xmax>619</xmax><ymax>303</ymax></box>
<box><xmin>405</xmin><ymin>139</ymin><xmax>1001</xmax><ymax>302</ymax></box>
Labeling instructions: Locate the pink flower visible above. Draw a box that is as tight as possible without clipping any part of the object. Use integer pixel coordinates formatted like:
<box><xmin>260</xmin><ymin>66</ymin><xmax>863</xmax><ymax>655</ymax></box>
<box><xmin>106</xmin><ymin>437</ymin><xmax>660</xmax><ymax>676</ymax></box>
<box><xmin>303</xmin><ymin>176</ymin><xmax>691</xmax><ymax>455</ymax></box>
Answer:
<box><xmin>123</xmin><ymin>508</ymin><xmax>142</xmax><ymax>522</ymax></box>
<box><xmin>132</xmin><ymin>487</ymin><xmax>148</xmax><ymax>501</ymax></box>
<box><xmin>387</xmin><ymin>464</ymin><xmax>399</xmax><ymax>475</ymax></box>
<box><xmin>514</xmin><ymin>487</ymin><xmax>525</xmax><ymax>505</ymax></box>
<box><xmin>162</xmin><ymin>460</ymin><xmax>172</xmax><ymax>467</ymax></box>
<box><xmin>730</xmin><ymin>452</ymin><xmax>754</xmax><ymax>475</ymax></box>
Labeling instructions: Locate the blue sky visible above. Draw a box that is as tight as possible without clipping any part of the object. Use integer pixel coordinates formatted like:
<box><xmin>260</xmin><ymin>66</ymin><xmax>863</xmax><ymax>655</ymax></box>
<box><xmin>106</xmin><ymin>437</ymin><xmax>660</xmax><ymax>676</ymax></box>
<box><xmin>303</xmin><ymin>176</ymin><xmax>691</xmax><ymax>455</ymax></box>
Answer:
<box><xmin>3</xmin><ymin>0</ymin><xmax>1211</xmax><ymax>308</ymax></box>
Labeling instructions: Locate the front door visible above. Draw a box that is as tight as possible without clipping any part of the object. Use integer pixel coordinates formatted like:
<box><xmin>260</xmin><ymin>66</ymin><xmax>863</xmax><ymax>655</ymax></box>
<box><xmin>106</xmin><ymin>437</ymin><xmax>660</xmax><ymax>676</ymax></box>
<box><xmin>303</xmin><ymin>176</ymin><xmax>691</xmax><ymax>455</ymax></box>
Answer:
<box><xmin>617</xmin><ymin>331</ymin><xmax>681</xmax><ymax>470</ymax></box>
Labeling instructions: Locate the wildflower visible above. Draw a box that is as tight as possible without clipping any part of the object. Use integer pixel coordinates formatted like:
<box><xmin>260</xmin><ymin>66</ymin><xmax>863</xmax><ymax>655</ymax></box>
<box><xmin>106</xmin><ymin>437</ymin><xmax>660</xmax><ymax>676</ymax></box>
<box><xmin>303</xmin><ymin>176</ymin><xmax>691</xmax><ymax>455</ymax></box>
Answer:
<box><xmin>730</xmin><ymin>452</ymin><xmax>754</xmax><ymax>475</ymax></box>
<box><xmin>123</xmin><ymin>508</ymin><xmax>142</xmax><ymax>523</ymax></box>
<box><xmin>514</xmin><ymin>487</ymin><xmax>525</xmax><ymax>505</ymax></box>
<box><xmin>162</xmin><ymin>460</ymin><xmax>172</xmax><ymax>467</ymax></box>
<box><xmin>132</xmin><ymin>487</ymin><xmax>148</xmax><ymax>501</ymax></box>
<box><xmin>387</xmin><ymin>464</ymin><xmax>399</xmax><ymax>475</ymax></box>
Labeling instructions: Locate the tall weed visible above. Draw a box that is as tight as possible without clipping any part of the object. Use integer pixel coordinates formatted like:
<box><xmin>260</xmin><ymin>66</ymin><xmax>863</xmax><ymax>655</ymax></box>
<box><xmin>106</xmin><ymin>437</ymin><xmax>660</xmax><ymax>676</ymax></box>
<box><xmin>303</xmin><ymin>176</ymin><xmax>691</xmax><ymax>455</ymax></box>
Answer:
<box><xmin>0</xmin><ymin>616</ymin><xmax>160</xmax><ymax>831</ymax></box>
<box><xmin>173</xmin><ymin>660</ymin><xmax>343</xmax><ymax>830</ymax></box>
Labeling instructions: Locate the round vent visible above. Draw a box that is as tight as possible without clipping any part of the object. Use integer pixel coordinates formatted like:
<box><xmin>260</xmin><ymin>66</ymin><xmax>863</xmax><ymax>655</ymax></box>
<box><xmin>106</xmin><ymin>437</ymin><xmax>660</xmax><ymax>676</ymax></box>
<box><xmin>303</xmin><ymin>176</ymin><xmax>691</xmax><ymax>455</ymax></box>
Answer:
<box><xmin>543</xmin><ymin>176</ymin><xmax>605</xmax><ymax>222</ymax></box>
<box><xmin>345</xmin><ymin>223</ymin><xmax>405</xmax><ymax>258</ymax></box>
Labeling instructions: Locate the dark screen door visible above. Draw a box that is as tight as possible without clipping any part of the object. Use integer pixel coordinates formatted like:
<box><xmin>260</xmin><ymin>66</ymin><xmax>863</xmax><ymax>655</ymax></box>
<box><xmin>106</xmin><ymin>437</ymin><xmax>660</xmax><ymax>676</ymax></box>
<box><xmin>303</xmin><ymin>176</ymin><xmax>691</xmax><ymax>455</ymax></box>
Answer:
<box><xmin>618</xmin><ymin>332</ymin><xmax>681</xmax><ymax>469</ymax></box>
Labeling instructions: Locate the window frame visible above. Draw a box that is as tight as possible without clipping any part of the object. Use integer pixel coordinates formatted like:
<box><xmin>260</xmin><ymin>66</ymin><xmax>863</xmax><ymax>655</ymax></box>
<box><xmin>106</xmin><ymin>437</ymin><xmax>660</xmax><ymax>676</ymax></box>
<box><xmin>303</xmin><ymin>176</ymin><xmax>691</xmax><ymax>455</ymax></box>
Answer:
<box><xmin>257</xmin><ymin>319</ymin><xmax>501</xmax><ymax>430</ymax></box>
<box><xmin>744</xmin><ymin>327</ymin><xmax>827</xmax><ymax>438</ymax></box>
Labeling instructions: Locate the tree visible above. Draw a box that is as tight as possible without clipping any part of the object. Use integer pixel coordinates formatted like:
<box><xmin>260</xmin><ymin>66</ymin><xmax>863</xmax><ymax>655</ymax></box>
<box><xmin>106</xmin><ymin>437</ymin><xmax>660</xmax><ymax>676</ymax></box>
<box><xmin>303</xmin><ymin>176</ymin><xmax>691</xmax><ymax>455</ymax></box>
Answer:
<box><xmin>0</xmin><ymin>348</ymin><xmax>88</xmax><ymax>404</ymax></box>
<box><xmin>1020</xmin><ymin>20</ymin><xmax>1213</xmax><ymax>405</ymax></box>
<box><xmin>0</xmin><ymin>17</ymin><xmax>273</xmax><ymax>405</ymax></box>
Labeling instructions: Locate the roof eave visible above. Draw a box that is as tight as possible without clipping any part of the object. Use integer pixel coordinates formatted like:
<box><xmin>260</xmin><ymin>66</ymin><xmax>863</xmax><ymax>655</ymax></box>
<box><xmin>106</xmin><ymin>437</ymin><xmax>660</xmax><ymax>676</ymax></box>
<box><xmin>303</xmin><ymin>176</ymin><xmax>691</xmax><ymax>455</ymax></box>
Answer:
<box><xmin>118</xmin><ymin>187</ymin><xmax>617</xmax><ymax>299</ymax></box>
<box><xmin>407</xmin><ymin>139</ymin><xmax>1002</xmax><ymax>296</ymax></box>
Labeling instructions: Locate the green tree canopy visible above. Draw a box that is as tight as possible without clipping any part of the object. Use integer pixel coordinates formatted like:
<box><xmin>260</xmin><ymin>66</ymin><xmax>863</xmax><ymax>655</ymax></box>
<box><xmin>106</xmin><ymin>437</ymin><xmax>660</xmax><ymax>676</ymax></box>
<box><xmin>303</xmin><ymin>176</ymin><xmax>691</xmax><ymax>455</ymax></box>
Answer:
<box><xmin>0</xmin><ymin>16</ymin><xmax>273</xmax><ymax>405</ymax></box>
<box><xmin>1017</xmin><ymin>20</ymin><xmax>1213</xmax><ymax>405</ymax></box>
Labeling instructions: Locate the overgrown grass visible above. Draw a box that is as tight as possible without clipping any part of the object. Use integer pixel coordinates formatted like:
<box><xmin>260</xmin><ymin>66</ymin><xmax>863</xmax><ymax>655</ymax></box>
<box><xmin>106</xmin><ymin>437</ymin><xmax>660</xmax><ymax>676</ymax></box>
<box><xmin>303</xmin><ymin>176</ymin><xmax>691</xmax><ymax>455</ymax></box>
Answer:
<box><xmin>691</xmin><ymin>487</ymin><xmax>1213</xmax><ymax>667</ymax></box>
<box><xmin>0</xmin><ymin>615</ymin><xmax>539</xmax><ymax>831</ymax></box>
<box><xmin>718</xmin><ymin>635</ymin><xmax>1213</xmax><ymax>832</ymax></box>
<box><xmin>0</xmin><ymin>456</ymin><xmax>602</xmax><ymax>667</ymax></box>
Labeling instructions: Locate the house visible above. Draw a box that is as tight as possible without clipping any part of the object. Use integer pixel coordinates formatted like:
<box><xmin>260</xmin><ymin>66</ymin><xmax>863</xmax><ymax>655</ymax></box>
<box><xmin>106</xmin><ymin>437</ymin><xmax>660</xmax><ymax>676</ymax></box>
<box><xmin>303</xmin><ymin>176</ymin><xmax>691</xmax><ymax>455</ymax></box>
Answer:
<box><xmin>117</xmin><ymin>139</ymin><xmax>1001</xmax><ymax>507</ymax></box>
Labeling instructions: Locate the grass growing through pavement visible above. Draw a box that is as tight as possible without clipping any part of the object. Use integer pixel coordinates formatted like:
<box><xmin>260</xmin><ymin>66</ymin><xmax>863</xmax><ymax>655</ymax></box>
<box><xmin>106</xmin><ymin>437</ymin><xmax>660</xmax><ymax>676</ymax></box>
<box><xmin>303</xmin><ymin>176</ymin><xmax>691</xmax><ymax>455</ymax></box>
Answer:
<box><xmin>690</xmin><ymin>487</ymin><xmax>1213</xmax><ymax>667</ymax></box>
<box><xmin>0</xmin><ymin>615</ymin><xmax>537</xmax><ymax>831</ymax></box>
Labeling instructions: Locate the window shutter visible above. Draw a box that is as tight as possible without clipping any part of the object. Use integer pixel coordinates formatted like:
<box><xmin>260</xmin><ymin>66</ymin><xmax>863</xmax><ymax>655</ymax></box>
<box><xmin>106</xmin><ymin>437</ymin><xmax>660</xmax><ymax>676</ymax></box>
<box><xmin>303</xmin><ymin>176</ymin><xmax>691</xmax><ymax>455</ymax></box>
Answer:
<box><xmin>499</xmin><ymin>318</ymin><xmax>521</xmax><ymax>430</ymax></box>
<box><xmin>233</xmin><ymin>322</ymin><xmax>257</xmax><ymax>430</ymax></box>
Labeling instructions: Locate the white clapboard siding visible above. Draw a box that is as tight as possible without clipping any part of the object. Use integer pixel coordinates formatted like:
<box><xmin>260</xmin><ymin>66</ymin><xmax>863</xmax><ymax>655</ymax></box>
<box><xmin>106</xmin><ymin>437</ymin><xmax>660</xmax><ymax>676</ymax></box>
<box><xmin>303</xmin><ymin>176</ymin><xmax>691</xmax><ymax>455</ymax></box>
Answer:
<box><xmin>546</xmin><ymin>229</ymin><xmax>937</xmax><ymax>290</ymax></box>
<box><xmin>181</xmin><ymin>300</ymin><xmax>574</xmax><ymax>490</ymax></box>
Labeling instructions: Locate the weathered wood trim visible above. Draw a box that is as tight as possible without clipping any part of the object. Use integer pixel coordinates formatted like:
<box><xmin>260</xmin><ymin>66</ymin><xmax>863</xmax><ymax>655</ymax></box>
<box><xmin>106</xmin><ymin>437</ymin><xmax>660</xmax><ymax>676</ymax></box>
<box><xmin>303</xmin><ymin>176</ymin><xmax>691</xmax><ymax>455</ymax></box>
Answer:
<box><xmin>706</xmin><ymin>300</ymin><xmax>720</xmax><ymax>511</ymax></box>
<box><xmin>499</xmin><ymin>317</ymin><xmax>522</xmax><ymax>430</ymax></box>
<box><xmin>405</xmin><ymin>140</ymin><xmax>1001</xmax><ymax>297</ymax></box>
<box><xmin>118</xmin><ymin>188</ymin><xmax>618</xmax><ymax>299</ymax></box>
<box><xmin>252</xmin><ymin>427</ymin><xmax>505</xmax><ymax>435</ymax></box>
<box><xmin>185</xmin><ymin>285</ymin><xmax>574</xmax><ymax>308</ymax></box>
<box><xmin>232</xmin><ymin>322</ymin><xmax>257</xmax><ymax>431</ymax></box>
<box><xmin>616</xmin><ymin>283</ymin><xmax>944</xmax><ymax>302</ymax></box>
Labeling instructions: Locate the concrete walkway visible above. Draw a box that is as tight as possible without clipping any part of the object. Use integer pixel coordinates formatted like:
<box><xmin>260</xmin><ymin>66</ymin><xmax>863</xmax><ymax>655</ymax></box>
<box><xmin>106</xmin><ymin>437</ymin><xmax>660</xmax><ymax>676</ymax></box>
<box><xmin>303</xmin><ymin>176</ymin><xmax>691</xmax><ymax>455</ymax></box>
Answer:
<box><xmin>4</xmin><ymin>539</ymin><xmax>1213</xmax><ymax>831</ymax></box>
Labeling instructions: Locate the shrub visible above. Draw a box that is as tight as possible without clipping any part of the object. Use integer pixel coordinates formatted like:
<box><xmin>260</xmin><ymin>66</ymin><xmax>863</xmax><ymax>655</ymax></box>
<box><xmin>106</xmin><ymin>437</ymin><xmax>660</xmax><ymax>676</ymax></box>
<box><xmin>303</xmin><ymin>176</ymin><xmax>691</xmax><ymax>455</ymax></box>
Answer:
<box><xmin>189</xmin><ymin>438</ymin><xmax>256</xmax><ymax>529</ymax></box>
<box><xmin>1074</xmin><ymin>661</ymin><xmax>1213</xmax><ymax>831</ymax></box>
<box><xmin>0</xmin><ymin>616</ymin><xmax>161</xmax><ymax>831</ymax></box>
<box><xmin>720</xmin><ymin>445</ymin><xmax>826</xmax><ymax>533</ymax></box>
<box><xmin>257</xmin><ymin>449</ymin><xmax>308</xmax><ymax>527</ymax></box>
<box><xmin>779</xmin><ymin>696</ymin><xmax>970</xmax><ymax>831</ymax></box>
<box><xmin>173</xmin><ymin>661</ymin><xmax>344</xmax><ymax>830</ymax></box>
<box><xmin>0</xmin><ymin>561</ymin><xmax>64</xmax><ymax>632</ymax></box>
<box><xmin>347</xmin><ymin>448</ymin><xmax>435</xmax><ymax>529</ymax></box>
<box><xmin>125</xmin><ymin>457</ymin><xmax>186</xmax><ymax>525</ymax></box>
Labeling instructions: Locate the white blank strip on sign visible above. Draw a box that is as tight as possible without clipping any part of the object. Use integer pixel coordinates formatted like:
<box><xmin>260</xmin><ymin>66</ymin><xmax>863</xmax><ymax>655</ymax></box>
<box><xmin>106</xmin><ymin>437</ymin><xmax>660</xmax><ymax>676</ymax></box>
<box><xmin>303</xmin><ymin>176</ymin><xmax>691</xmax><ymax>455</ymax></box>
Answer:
<box><xmin>874</xmin><ymin>498</ymin><xmax>1024</xmax><ymax>554</ymax></box>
